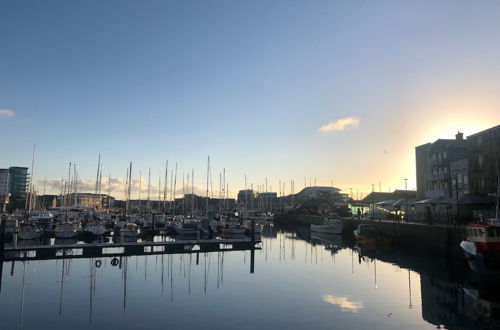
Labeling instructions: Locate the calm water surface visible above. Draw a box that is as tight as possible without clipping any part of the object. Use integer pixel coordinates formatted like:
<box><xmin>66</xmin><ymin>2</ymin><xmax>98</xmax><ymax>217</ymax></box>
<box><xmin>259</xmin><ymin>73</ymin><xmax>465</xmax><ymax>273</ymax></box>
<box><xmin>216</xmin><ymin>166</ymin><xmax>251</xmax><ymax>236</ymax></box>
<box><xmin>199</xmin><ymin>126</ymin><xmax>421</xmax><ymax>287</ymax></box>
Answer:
<box><xmin>0</xmin><ymin>224</ymin><xmax>498</xmax><ymax>329</ymax></box>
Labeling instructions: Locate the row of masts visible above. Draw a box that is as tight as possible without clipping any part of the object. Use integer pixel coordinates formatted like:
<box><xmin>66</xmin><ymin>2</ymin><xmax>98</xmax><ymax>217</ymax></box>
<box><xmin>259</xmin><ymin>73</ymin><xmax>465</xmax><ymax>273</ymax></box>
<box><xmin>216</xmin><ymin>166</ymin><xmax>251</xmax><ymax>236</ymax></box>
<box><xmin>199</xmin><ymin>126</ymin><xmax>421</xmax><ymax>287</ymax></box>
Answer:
<box><xmin>23</xmin><ymin>148</ymin><xmax>335</xmax><ymax>216</ymax></box>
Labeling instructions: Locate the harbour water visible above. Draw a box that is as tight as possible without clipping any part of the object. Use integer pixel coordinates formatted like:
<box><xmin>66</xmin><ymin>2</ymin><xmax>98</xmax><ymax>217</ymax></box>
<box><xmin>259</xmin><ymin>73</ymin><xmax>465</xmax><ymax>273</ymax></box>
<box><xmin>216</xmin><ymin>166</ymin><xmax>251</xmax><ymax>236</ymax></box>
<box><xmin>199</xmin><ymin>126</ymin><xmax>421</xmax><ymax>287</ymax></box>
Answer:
<box><xmin>0</xmin><ymin>223</ymin><xmax>498</xmax><ymax>330</ymax></box>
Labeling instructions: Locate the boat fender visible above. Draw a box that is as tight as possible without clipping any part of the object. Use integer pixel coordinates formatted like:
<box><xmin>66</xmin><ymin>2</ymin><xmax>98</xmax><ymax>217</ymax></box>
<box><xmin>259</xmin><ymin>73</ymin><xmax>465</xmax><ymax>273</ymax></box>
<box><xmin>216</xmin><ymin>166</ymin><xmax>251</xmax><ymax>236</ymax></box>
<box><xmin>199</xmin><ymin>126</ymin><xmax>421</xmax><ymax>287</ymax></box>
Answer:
<box><xmin>95</xmin><ymin>260</ymin><xmax>102</xmax><ymax>268</ymax></box>
<box><xmin>111</xmin><ymin>257</ymin><xmax>119</xmax><ymax>266</ymax></box>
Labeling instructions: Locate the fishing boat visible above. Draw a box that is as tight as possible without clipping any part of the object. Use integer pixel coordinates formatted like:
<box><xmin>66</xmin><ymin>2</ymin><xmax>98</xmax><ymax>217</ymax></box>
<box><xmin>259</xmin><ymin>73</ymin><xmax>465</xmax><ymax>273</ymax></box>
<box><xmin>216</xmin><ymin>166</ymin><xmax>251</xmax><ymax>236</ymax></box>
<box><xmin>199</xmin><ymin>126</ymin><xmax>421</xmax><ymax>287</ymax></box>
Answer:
<box><xmin>54</xmin><ymin>221</ymin><xmax>78</xmax><ymax>239</ymax></box>
<box><xmin>460</xmin><ymin>177</ymin><xmax>500</xmax><ymax>272</ymax></box>
<box><xmin>311</xmin><ymin>217</ymin><xmax>345</xmax><ymax>234</ymax></box>
<box><xmin>121</xmin><ymin>223</ymin><xmax>140</xmax><ymax>238</ymax></box>
<box><xmin>353</xmin><ymin>224</ymin><xmax>392</xmax><ymax>245</ymax></box>
<box><xmin>17</xmin><ymin>222</ymin><xmax>42</xmax><ymax>240</ymax></box>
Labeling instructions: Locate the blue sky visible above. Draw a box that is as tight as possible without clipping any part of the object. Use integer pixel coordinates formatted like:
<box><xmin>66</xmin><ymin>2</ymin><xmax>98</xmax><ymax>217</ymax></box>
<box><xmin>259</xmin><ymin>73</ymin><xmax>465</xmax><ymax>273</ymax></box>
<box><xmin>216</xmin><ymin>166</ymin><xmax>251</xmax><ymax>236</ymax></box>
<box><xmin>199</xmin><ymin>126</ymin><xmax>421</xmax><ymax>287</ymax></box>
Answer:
<box><xmin>1</xmin><ymin>0</ymin><xmax>500</xmax><ymax>198</ymax></box>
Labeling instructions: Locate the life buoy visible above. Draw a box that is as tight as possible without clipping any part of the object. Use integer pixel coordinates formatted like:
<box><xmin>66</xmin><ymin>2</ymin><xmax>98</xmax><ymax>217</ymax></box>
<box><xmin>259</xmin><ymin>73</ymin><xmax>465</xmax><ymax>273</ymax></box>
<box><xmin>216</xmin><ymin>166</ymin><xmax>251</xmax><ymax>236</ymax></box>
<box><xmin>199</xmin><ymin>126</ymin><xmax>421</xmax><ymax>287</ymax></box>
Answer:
<box><xmin>95</xmin><ymin>260</ymin><xmax>102</xmax><ymax>268</ymax></box>
<box><xmin>111</xmin><ymin>257</ymin><xmax>119</xmax><ymax>266</ymax></box>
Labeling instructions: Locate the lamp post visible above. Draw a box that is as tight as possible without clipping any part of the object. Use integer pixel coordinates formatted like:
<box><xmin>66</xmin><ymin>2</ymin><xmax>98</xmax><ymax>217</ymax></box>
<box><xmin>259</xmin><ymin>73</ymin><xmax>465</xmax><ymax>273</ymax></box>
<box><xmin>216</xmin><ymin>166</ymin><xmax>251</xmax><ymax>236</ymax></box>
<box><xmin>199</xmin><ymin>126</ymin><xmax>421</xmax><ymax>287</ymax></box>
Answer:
<box><xmin>404</xmin><ymin>178</ymin><xmax>408</xmax><ymax>222</ymax></box>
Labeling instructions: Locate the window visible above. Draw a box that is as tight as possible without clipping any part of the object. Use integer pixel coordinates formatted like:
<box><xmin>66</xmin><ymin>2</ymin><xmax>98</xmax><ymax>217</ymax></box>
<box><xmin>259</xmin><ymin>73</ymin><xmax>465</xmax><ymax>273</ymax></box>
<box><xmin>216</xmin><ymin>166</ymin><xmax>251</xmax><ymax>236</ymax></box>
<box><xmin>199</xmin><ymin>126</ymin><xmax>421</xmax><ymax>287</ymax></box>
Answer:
<box><xmin>488</xmin><ymin>228</ymin><xmax>495</xmax><ymax>237</ymax></box>
<box><xmin>443</xmin><ymin>151</ymin><xmax>447</xmax><ymax>159</ymax></box>
<box><xmin>478</xmin><ymin>155</ymin><xmax>483</xmax><ymax>167</ymax></box>
<box><xmin>473</xmin><ymin>229</ymin><xmax>478</xmax><ymax>236</ymax></box>
<box><xmin>464</xmin><ymin>175</ymin><xmax>468</xmax><ymax>184</ymax></box>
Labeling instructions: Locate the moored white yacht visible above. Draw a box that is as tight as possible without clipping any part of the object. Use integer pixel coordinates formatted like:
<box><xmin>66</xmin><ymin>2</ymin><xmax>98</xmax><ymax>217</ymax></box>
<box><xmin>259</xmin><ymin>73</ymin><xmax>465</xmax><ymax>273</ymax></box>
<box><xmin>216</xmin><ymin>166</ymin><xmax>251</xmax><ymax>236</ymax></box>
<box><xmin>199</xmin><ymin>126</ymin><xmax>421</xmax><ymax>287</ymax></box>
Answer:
<box><xmin>311</xmin><ymin>217</ymin><xmax>345</xmax><ymax>234</ymax></box>
<box><xmin>54</xmin><ymin>221</ymin><xmax>78</xmax><ymax>239</ymax></box>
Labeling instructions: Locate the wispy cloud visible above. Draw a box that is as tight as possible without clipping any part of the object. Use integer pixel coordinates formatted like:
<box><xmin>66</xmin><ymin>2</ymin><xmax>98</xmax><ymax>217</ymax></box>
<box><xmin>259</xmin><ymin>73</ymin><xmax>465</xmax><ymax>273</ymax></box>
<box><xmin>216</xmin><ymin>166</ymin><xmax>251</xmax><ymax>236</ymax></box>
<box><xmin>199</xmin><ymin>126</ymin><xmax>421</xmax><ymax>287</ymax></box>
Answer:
<box><xmin>0</xmin><ymin>109</ymin><xmax>14</xmax><ymax>119</ymax></box>
<box><xmin>322</xmin><ymin>295</ymin><xmax>363</xmax><ymax>312</ymax></box>
<box><xmin>319</xmin><ymin>117</ymin><xmax>360</xmax><ymax>132</ymax></box>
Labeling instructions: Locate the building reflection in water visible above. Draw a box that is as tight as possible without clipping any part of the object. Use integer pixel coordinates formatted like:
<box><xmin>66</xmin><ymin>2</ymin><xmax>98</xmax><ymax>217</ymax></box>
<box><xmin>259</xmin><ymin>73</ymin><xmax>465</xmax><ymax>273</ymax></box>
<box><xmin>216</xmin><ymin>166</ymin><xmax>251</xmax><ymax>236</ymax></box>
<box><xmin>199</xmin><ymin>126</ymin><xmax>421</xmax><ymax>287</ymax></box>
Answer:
<box><xmin>2</xmin><ymin>224</ymin><xmax>500</xmax><ymax>330</ymax></box>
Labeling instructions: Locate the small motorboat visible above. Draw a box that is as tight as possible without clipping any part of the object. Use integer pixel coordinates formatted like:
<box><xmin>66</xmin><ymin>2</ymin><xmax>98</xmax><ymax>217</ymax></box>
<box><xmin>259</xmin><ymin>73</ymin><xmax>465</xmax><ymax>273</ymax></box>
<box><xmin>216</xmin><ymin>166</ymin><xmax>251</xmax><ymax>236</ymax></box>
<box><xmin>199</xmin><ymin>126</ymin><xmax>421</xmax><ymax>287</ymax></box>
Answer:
<box><xmin>311</xmin><ymin>218</ymin><xmax>345</xmax><ymax>234</ymax></box>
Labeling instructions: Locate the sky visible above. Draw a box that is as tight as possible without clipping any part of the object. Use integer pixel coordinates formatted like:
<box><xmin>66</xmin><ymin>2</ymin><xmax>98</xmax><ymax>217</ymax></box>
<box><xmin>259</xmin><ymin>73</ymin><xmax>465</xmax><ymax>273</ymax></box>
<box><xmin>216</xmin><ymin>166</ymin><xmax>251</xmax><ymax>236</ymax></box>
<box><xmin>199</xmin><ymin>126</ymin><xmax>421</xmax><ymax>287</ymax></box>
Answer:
<box><xmin>1</xmin><ymin>0</ymin><xmax>500</xmax><ymax>199</ymax></box>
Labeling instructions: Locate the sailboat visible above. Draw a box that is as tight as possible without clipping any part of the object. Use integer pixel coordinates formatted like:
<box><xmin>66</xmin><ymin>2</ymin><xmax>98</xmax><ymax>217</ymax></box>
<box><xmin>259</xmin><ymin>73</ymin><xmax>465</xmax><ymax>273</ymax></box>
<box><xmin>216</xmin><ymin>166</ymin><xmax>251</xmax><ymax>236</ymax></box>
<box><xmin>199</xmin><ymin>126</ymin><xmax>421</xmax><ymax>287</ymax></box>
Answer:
<box><xmin>54</xmin><ymin>221</ymin><xmax>78</xmax><ymax>239</ymax></box>
<box><xmin>121</xmin><ymin>222</ymin><xmax>140</xmax><ymax>238</ymax></box>
<box><xmin>17</xmin><ymin>222</ymin><xmax>42</xmax><ymax>240</ymax></box>
<box><xmin>84</xmin><ymin>220</ymin><xmax>107</xmax><ymax>236</ymax></box>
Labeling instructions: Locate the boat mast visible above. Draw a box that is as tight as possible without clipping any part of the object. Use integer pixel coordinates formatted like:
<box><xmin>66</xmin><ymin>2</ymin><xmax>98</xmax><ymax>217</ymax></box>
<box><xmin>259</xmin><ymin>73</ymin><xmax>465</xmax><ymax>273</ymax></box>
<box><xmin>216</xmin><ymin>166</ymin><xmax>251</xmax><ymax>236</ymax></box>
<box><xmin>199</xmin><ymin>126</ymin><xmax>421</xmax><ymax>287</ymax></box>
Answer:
<box><xmin>191</xmin><ymin>168</ymin><xmax>195</xmax><ymax>217</ymax></box>
<box><xmin>147</xmin><ymin>168</ymin><xmax>151</xmax><ymax>214</ymax></box>
<box><xmin>172</xmin><ymin>163</ymin><xmax>177</xmax><ymax>215</ymax></box>
<box><xmin>73</xmin><ymin>164</ymin><xmax>78</xmax><ymax>206</ymax></box>
<box><xmin>27</xmin><ymin>144</ymin><xmax>36</xmax><ymax>217</ymax></box>
<box><xmin>158</xmin><ymin>171</ymin><xmax>161</xmax><ymax>213</ymax></box>
<box><xmin>124</xmin><ymin>167</ymin><xmax>129</xmax><ymax>216</ymax></box>
<box><xmin>98</xmin><ymin>164</ymin><xmax>103</xmax><ymax>211</ymax></box>
<box><xmin>138</xmin><ymin>171</ymin><xmax>142</xmax><ymax>213</ymax></box>
<box><xmin>163</xmin><ymin>161</ymin><xmax>168</xmax><ymax>216</ymax></box>
<box><xmin>206</xmin><ymin>156</ymin><xmax>209</xmax><ymax>215</ymax></box>
<box><xmin>66</xmin><ymin>162</ymin><xmax>71</xmax><ymax>221</ymax></box>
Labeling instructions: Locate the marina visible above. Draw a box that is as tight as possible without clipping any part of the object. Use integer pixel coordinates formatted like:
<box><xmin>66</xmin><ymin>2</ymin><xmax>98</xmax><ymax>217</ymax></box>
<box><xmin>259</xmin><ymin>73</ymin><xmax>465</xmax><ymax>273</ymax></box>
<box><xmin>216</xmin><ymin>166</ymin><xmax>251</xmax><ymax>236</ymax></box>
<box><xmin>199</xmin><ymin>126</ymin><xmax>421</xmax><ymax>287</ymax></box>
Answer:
<box><xmin>0</xmin><ymin>221</ymin><xmax>499</xmax><ymax>329</ymax></box>
<box><xmin>2</xmin><ymin>1</ymin><xmax>500</xmax><ymax>329</ymax></box>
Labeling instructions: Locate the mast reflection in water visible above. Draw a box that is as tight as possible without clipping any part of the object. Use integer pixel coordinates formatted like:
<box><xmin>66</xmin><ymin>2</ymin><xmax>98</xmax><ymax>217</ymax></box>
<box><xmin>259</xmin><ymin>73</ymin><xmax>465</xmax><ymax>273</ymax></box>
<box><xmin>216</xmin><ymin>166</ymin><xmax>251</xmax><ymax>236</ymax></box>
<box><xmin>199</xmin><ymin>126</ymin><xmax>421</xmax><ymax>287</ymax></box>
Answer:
<box><xmin>1</xmin><ymin>224</ymin><xmax>499</xmax><ymax>330</ymax></box>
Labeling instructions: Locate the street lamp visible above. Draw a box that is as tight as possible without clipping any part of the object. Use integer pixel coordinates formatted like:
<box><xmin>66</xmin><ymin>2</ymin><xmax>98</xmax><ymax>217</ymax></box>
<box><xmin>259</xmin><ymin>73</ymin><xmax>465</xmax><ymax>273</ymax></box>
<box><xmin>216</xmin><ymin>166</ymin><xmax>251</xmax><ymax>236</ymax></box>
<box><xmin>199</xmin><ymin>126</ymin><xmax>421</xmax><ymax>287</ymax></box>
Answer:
<box><xmin>404</xmin><ymin>178</ymin><xmax>408</xmax><ymax>222</ymax></box>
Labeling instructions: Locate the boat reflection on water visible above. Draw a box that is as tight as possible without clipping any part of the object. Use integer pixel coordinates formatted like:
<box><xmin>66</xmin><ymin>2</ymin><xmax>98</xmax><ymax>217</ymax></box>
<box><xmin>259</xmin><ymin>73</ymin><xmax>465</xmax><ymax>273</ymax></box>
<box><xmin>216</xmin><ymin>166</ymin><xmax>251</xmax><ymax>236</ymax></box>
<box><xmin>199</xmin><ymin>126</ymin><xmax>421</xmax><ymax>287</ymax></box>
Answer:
<box><xmin>2</xmin><ymin>221</ymin><xmax>500</xmax><ymax>330</ymax></box>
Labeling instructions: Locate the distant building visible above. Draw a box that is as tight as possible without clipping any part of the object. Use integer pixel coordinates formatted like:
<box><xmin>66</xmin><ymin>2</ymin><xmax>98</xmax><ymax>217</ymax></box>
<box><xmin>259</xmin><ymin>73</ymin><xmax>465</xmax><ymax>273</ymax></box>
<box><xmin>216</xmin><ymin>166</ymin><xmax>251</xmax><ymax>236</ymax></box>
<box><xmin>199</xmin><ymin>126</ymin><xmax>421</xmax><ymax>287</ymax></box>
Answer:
<box><xmin>467</xmin><ymin>125</ymin><xmax>500</xmax><ymax>195</ymax></box>
<box><xmin>257</xmin><ymin>192</ymin><xmax>277</xmax><ymax>212</ymax></box>
<box><xmin>295</xmin><ymin>186</ymin><xmax>341</xmax><ymax>201</ymax></box>
<box><xmin>415</xmin><ymin>132</ymin><xmax>468</xmax><ymax>199</ymax></box>
<box><xmin>58</xmin><ymin>193</ymin><xmax>115</xmax><ymax>209</ymax></box>
<box><xmin>3</xmin><ymin>167</ymin><xmax>29</xmax><ymax>199</ymax></box>
<box><xmin>0</xmin><ymin>169</ymin><xmax>9</xmax><ymax>197</ymax></box>
<box><xmin>237</xmin><ymin>189</ymin><xmax>256</xmax><ymax>207</ymax></box>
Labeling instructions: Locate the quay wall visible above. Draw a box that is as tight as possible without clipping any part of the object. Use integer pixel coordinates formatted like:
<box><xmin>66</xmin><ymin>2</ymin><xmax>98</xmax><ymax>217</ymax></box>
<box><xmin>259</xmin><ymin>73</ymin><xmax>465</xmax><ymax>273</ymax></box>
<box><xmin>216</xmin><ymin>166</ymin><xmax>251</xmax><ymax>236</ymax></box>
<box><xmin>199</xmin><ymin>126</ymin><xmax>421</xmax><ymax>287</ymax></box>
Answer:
<box><xmin>274</xmin><ymin>214</ymin><xmax>466</xmax><ymax>254</ymax></box>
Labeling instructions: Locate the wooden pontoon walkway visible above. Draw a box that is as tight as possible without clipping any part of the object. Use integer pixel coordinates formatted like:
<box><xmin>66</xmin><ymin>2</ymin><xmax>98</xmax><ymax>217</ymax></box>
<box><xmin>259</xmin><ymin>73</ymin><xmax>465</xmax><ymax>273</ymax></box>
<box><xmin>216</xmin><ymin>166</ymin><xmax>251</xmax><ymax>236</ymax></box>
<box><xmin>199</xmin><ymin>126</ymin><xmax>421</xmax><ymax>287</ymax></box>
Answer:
<box><xmin>1</xmin><ymin>238</ymin><xmax>262</xmax><ymax>262</ymax></box>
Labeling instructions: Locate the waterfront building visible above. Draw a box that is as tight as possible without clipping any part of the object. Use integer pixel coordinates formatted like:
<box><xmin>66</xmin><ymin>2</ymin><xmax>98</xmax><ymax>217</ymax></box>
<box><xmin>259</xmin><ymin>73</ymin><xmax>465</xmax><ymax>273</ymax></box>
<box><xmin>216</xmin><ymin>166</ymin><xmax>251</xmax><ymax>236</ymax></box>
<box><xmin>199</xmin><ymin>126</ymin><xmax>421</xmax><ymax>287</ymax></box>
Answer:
<box><xmin>295</xmin><ymin>186</ymin><xmax>341</xmax><ymax>200</ymax></box>
<box><xmin>5</xmin><ymin>167</ymin><xmax>29</xmax><ymax>199</ymax></box>
<box><xmin>415</xmin><ymin>132</ymin><xmax>468</xmax><ymax>199</ymax></box>
<box><xmin>467</xmin><ymin>125</ymin><xmax>500</xmax><ymax>195</ymax></box>
<box><xmin>58</xmin><ymin>193</ymin><xmax>115</xmax><ymax>209</ymax></box>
